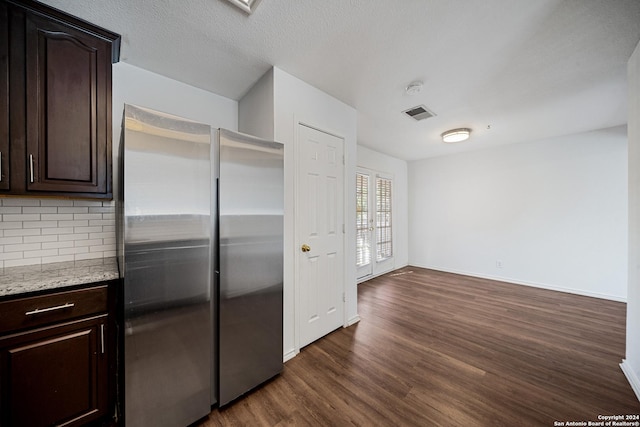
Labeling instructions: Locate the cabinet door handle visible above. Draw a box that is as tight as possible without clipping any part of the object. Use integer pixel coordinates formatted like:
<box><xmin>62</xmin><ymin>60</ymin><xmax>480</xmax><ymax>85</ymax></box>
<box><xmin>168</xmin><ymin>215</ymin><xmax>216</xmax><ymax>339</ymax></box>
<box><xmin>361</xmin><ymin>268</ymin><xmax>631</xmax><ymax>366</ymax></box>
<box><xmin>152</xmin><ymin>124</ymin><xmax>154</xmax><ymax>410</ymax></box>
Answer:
<box><xmin>100</xmin><ymin>324</ymin><xmax>105</xmax><ymax>354</ymax></box>
<box><xmin>29</xmin><ymin>154</ymin><xmax>34</xmax><ymax>183</ymax></box>
<box><xmin>25</xmin><ymin>302</ymin><xmax>75</xmax><ymax>316</ymax></box>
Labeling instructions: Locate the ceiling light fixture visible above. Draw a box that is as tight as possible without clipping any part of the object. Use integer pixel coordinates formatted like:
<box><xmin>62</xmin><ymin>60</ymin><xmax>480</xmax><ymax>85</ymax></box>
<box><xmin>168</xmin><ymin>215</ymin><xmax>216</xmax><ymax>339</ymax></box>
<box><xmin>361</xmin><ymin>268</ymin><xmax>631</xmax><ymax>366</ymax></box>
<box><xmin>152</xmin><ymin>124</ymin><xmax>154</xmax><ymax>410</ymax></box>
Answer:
<box><xmin>441</xmin><ymin>128</ymin><xmax>471</xmax><ymax>143</ymax></box>
<box><xmin>225</xmin><ymin>0</ymin><xmax>262</xmax><ymax>14</ymax></box>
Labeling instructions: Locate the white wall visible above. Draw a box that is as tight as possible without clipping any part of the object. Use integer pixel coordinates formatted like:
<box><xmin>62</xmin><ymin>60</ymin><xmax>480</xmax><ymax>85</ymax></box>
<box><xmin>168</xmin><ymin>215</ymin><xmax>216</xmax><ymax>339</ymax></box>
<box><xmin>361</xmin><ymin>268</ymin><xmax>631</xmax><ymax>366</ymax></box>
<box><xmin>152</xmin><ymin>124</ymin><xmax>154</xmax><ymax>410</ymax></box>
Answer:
<box><xmin>239</xmin><ymin>69</ymin><xmax>274</xmax><ymax>140</ymax></box>
<box><xmin>356</xmin><ymin>145</ymin><xmax>409</xmax><ymax>272</ymax></box>
<box><xmin>623</xmin><ymin>39</ymin><xmax>640</xmax><ymax>400</ymax></box>
<box><xmin>270</xmin><ymin>68</ymin><xmax>359</xmax><ymax>360</ymax></box>
<box><xmin>409</xmin><ymin>126</ymin><xmax>628</xmax><ymax>301</ymax></box>
<box><xmin>112</xmin><ymin>62</ymin><xmax>238</xmax><ymax>154</ymax></box>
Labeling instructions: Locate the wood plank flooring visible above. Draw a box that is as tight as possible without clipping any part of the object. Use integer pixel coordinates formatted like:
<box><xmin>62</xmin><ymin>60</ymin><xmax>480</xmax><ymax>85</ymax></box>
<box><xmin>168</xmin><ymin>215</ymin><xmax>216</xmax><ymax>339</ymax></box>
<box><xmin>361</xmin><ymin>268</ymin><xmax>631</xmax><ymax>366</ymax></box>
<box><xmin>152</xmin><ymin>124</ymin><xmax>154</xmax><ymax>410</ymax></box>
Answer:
<box><xmin>199</xmin><ymin>267</ymin><xmax>640</xmax><ymax>426</ymax></box>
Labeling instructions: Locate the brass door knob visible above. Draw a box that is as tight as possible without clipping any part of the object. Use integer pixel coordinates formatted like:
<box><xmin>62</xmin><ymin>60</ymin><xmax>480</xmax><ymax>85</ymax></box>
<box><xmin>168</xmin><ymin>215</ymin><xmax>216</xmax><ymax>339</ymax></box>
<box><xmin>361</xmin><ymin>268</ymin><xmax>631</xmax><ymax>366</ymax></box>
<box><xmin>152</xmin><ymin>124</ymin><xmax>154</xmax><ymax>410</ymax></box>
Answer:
<box><xmin>301</xmin><ymin>244</ymin><xmax>311</xmax><ymax>253</ymax></box>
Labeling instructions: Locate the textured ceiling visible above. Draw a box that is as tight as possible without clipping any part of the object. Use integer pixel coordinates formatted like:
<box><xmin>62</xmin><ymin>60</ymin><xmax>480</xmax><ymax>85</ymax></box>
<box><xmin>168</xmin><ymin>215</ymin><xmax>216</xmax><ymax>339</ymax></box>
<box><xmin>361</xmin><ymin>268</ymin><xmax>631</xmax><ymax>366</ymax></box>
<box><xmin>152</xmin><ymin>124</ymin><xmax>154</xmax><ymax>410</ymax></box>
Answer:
<box><xmin>39</xmin><ymin>0</ymin><xmax>640</xmax><ymax>160</ymax></box>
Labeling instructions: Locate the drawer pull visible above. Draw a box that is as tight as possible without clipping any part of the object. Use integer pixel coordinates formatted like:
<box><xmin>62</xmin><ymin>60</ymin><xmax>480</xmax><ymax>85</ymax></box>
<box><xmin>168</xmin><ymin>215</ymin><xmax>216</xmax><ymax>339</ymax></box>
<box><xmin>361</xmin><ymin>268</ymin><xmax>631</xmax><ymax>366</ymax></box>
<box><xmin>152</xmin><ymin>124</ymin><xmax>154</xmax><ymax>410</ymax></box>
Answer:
<box><xmin>25</xmin><ymin>302</ymin><xmax>75</xmax><ymax>316</ymax></box>
<box><xmin>100</xmin><ymin>324</ymin><xmax>105</xmax><ymax>354</ymax></box>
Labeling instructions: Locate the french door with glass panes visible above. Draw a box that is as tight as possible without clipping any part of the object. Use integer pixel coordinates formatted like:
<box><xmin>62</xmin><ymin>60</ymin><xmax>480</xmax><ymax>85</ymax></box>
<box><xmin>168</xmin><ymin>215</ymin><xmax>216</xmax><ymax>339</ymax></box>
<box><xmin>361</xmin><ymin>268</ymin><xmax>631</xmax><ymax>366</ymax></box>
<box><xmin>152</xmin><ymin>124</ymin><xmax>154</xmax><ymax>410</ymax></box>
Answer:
<box><xmin>356</xmin><ymin>169</ymin><xmax>393</xmax><ymax>281</ymax></box>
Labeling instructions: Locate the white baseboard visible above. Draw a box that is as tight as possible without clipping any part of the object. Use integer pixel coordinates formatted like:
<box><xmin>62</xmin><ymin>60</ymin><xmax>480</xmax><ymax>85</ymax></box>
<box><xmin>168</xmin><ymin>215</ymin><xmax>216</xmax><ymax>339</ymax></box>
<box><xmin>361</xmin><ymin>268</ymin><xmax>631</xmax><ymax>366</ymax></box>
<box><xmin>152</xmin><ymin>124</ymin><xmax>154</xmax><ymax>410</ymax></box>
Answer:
<box><xmin>412</xmin><ymin>263</ymin><xmax>626</xmax><ymax>303</ymax></box>
<box><xmin>346</xmin><ymin>314</ymin><xmax>361</xmax><ymax>327</ymax></box>
<box><xmin>283</xmin><ymin>348</ymin><xmax>298</xmax><ymax>363</ymax></box>
<box><xmin>620</xmin><ymin>359</ymin><xmax>640</xmax><ymax>402</ymax></box>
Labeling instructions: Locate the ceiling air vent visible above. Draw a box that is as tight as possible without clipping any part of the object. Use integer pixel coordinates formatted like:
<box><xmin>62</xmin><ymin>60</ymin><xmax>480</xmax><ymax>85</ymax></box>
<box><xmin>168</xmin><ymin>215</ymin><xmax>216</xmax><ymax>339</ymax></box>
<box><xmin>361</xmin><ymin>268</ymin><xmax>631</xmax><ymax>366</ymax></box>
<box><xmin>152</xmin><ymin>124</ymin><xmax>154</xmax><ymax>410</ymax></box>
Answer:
<box><xmin>403</xmin><ymin>105</ymin><xmax>436</xmax><ymax>121</ymax></box>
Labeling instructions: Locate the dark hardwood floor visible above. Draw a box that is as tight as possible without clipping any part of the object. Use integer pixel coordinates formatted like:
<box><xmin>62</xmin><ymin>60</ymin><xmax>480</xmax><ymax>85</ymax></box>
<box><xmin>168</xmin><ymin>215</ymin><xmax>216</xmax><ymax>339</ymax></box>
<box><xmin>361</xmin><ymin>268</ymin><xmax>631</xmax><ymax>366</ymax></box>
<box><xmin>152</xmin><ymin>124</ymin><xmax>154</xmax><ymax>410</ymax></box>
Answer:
<box><xmin>200</xmin><ymin>267</ymin><xmax>640</xmax><ymax>426</ymax></box>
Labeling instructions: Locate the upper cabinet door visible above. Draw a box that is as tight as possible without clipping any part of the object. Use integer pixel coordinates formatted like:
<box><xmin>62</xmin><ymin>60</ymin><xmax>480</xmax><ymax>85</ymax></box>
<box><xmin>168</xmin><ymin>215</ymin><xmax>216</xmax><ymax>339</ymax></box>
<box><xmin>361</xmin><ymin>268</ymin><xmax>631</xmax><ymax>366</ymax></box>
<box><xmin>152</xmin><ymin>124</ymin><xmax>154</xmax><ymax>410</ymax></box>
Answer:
<box><xmin>24</xmin><ymin>10</ymin><xmax>112</xmax><ymax>196</ymax></box>
<box><xmin>0</xmin><ymin>3</ymin><xmax>9</xmax><ymax>190</ymax></box>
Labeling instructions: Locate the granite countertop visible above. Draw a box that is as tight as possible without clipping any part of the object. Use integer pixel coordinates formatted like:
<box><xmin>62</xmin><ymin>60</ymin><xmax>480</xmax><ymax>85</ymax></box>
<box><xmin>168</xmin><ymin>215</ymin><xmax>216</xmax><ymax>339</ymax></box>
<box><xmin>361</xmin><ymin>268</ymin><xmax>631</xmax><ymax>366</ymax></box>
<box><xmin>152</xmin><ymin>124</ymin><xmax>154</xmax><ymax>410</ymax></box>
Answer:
<box><xmin>0</xmin><ymin>257</ymin><xmax>119</xmax><ymax>298</ymax></box>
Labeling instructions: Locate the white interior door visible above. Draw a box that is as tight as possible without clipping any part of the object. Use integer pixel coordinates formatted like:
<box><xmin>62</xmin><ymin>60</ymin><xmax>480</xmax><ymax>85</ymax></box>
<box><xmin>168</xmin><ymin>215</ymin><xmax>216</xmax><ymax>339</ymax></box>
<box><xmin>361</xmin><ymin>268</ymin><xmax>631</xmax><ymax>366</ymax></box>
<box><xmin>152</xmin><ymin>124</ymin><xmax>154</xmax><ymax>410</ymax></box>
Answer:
<box><xmin>297</xmin><ymin>124</ymin><xmax>345</xmax><ymax>349</ymax></box>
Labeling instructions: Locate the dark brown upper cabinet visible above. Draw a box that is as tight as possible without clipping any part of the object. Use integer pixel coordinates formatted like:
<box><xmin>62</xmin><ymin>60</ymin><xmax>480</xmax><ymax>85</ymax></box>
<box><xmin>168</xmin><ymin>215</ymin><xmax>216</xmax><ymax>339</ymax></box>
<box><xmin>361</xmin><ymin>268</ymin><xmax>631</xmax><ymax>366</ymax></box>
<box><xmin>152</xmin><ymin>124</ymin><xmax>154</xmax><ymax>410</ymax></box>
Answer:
<box><xmin>0</xmin><ymin>2</ymin><xmax>9</xmax><ymax>190</ymax></box>
<box><xmin>1</xmin><ymin>0</ymin><xmax>120</xmax><ymax>199</ymax></box>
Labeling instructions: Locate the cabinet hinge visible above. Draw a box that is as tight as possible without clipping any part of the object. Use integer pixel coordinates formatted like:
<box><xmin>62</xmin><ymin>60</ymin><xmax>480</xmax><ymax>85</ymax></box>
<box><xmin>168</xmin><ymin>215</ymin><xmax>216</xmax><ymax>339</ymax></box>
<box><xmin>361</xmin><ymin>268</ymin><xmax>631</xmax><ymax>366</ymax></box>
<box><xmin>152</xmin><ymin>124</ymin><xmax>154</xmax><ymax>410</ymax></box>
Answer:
<box><xmin>342</xmin><ymin>292</ymin><xmax>346</xmax><ymax>302</ymax></box>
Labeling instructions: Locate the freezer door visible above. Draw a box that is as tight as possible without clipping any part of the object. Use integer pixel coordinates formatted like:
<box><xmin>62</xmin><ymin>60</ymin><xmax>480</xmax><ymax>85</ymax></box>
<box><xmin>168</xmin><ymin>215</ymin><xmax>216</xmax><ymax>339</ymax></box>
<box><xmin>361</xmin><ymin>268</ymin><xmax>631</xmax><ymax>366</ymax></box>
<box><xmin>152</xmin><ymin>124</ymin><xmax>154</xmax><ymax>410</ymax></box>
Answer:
<box><xmin>217</xmin><ymin>129</ymin><xmax>284</xmax><ymax>406</ymax></box>
<box><xmin>121</xmin><ymin>104</ymin><xmax>213</xmax><ymax>427</ymax></box>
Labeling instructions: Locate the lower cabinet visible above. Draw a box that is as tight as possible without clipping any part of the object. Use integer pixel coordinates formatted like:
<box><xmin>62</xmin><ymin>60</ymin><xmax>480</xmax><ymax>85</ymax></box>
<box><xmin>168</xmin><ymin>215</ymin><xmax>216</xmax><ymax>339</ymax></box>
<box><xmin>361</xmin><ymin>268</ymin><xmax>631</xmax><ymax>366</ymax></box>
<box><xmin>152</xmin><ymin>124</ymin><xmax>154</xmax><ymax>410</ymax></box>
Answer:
<box><xmin>0</xmin><ymin>284</ymin><xmax>114</xmax><ymax>427</ymax></box>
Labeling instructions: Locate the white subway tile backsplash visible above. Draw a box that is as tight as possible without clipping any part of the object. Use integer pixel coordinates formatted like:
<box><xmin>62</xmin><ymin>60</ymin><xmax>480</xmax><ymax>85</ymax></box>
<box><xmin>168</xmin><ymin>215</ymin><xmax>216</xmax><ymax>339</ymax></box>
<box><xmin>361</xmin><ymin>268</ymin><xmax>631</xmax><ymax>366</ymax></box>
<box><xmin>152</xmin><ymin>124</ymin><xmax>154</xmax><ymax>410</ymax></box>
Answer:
<box><xmin>2</xmin><ymin>214</ymin><xmax>40</xmax><ymax>221</ymax></box>
<box><xmin>60</xmin><ymin>246</ymin><xmax>89</xmax><ymax>255</ymax></box>
<box><xmin>0</xmin><ymin>207</ymin><xmax>22</xmax><ymax>214</ymax></box>
<box><xmin>89</xmin><ymin>219</ymin><xmax>114</xmax><ymax>226</ymax></box>
<box><xmin>75</xmin><ymin>239</ymin><xmax>104</xmax><ymax>247</ymax></box>
<box><xmin>1</xmin><ymin>198</ymin><xmax>39</xmax><ymax>207</ymax></box>
<box><xmin>40</xmin><ymin>199</ymin><xmax>74</xmax><ymax>207</ymax></box>
<box><xmin>4</xmin><ymin>228</ymin><xmax>41</xmax><ymax>237</ymax></box>
<box><xmin>73</xmin><ymin>226</ymin><xmax>102</xmax><ymax>236</ymax></box>
<box><xmin>23</xmin><ymin>249</ymin><xmax>58</xmax><ymax>258</ymax></box>
<box><xmin>58</xmin><ymin>233</ymin><xmax>89</xmax><ymax>241</ymax></box>
<box><xmin>23</xmin><ymin>207</ymin><xmax>58</xmax><ymax>214</ymax></box>
<box><xmin>41</xmin><ymin>214</ymin><xmax>74</xmax><ymax>221</ymax></box>
<box><xmin>0</xmin><ymin>237</ymin><xmax>23</xmax><ymax>245</ymax></box>
<box><xmin>5</xmin><ymin>258</ymin><xmax>42</xmax><ymax>267</ymax></box>
<box><xmin>23</xmin><ymin>221</ymin><xmax>58</xmax><ymax>229</ymax></box>
<box><xmin>75</xmin><ymin>252</ymin><xmax>104</xmax><ymax>261</ymax></box>
<box><xmin>23</xmin><ymin>235</ymin><xmax>58</xmax><ymax>244</ymax></box>
<box><xmin>89</xmin><ymin>207</ymin><xmax>115</xmax><ymax>214</ymax></box>
<box><xmin>42</xmin><ymin>255</ymin><xmax>75</xmax><ymax>263</ymax></box>
<box><xmin>89</xmin><ymin>232</ymin><xmax>113</xmax><ymax>239</ymax></box>
<box><xmin>0</xmin><ymin>252</ymin><xmax>25</xmax><ymax>260</ymax></box>
<box><xmin>0</xmin><ymin>198</ymin><xmax>117</xmax><ymax>267</ymax></box>
<box><xmin>0</xmin><ymin>222</ymin><xmax>23</xmax><ymax>230</ymax></box>
<box><xmin>5</xmin><ymin>243</ymin><xmax>41</xmax><ymax>252</ymax></box>
<box><xmin>42</xmin><ymin>241</ymin><xmax>74</xmax><ymax>250</ymax></box>
<box><xmin>58</xmin><ymin>207</ymin><xmax>89</xmax><ymax>214</ymax></box>
<box><xmin>41</xmin><ymin>227</ymin><xmax>75</xmax><ymax>235</ymax></box>
<box><xmin>90</xmin><ymin>244</ymin><xmax>116</xmax><ymax>253</ymax></box>
<box><xmin>73</xmin><ymin>201</ymin><xmax>103</xmax><ymax>207</ymax></box>
<box><xmin>74</xmin><ymin>213</ymin><xmax>103</xmax><ymax>220</ymax></box>
<box><xmin>59</xmin><ymin>220</ymin><xmax>89</xmax><ymax>227</ymax></box>
<box><xmin>75</xmin><ymin>226</ymin><xmax>103</xmax><ymax>233</ymax></box>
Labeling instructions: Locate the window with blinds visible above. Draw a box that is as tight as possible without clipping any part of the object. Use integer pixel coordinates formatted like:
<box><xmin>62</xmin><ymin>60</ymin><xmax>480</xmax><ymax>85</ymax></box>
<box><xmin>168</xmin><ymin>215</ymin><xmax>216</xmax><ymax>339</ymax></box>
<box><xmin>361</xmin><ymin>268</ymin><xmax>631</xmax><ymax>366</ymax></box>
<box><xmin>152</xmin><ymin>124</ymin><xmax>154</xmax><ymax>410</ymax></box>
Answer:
<box><xmin>356</xmin><ymin>173</ymin><xmax>371</xmax><ymax>267</ymax></box>
<box><xmin>376</xmin><ymin>177</ymin><xmax>393</xmax><ymax>261</ymax></box>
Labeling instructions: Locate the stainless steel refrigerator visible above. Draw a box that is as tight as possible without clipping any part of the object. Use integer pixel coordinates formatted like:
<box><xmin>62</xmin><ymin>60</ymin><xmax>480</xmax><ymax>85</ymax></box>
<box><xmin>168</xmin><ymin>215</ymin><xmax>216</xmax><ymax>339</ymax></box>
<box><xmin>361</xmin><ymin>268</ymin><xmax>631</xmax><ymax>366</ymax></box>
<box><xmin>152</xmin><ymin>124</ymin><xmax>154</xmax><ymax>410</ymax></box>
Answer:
<box><xmin>216</xmin><ymin>129</ymin><xmax>284</xmax><ymax>406</ymax></box>
<box><xmin>117</xmin><ymin>105</ymin><xmax>283</xmax><ymax>426</ymax></box>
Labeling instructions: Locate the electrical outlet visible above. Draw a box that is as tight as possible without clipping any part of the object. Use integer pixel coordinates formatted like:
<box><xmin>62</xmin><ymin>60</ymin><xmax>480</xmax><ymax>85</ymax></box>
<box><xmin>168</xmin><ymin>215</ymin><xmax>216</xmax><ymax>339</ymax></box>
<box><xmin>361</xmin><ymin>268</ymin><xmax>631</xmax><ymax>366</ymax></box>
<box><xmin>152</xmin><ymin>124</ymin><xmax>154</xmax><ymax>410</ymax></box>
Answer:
<box><xmin>496</xmin><ymin>260</ymin><xmax>503</xmax><ymax>268</ymax></box>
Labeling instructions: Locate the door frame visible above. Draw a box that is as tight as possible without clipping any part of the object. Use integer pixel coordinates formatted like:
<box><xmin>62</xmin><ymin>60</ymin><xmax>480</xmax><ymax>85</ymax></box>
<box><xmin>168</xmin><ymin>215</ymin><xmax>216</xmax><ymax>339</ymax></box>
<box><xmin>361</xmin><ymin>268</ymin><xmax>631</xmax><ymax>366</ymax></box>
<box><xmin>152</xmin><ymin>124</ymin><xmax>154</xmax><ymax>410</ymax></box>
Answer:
<box><xmin>293</xmin><ymin>119</ymin><xmax>348</xmax><ymax>354</ymax></box>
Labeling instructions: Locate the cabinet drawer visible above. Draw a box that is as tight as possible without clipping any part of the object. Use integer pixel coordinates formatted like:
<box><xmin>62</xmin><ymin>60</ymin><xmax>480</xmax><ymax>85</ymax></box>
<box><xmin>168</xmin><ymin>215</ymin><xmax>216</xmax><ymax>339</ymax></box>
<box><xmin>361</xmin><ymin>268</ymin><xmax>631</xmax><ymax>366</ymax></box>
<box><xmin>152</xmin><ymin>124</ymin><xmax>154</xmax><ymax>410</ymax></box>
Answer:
<box><xmin>0</xmin><ymin>285</ymin><xmax>108</xmax><ymax>334</ymax></box>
